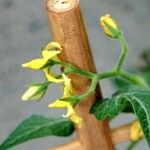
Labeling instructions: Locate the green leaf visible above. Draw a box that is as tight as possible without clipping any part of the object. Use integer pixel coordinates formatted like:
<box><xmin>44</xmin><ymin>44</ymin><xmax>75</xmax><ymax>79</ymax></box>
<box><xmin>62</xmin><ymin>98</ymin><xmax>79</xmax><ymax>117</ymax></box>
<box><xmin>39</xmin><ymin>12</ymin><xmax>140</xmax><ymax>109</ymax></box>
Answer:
<box><xmin>91</xmin><ymin>86</ymin><xmax>150</xmax><ymax>147</ymax></box>
<box><xmin>0</xmin><ymin>115</ymin><xmax>74</xmax><ymax>150</ymax></box>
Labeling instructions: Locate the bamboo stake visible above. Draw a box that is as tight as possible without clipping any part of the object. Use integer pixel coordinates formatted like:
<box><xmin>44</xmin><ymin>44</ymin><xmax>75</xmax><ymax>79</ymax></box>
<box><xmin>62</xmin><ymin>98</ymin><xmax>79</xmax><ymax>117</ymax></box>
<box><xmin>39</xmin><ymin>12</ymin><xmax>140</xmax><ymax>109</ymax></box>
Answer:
<box><xmin>51</xmin><ymin>140</ymin><xmax>82</xmax><ymax>150</ymax></box>
<box><xmin>46</xmin><ymin>0</ymin><xmax>114</xmax><ymax>149</ymax></box>
<box><xmin>111</xmin><ymin>123</ymin><xmax>132</xmax><ymax>144</ymax></box>
<box><xmin>50</xmin><ymin>123</ymin><xmax>132</xmax><ymax>150</ymax></box>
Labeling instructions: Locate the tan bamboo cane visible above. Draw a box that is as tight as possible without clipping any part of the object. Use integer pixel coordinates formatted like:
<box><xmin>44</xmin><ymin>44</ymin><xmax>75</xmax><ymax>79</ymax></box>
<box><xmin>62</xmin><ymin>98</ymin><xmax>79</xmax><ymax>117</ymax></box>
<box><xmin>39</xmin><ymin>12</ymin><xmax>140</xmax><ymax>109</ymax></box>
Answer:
<box><xmin>46</xmin><ymin>0</ymin><xmax>114</xmax><ymax>149</ymax></box>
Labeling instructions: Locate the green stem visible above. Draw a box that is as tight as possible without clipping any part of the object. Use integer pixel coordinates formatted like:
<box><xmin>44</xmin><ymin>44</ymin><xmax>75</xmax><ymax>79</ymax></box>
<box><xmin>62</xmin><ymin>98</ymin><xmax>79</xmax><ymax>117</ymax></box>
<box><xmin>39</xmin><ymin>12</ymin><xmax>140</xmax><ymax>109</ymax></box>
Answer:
<box><xmin>60</xmin><ymin>76</ymin><xmax>98</xmax><ymax>105</ymax></box>
<box><xmin>50</xmin><ymin>60</ymin><xmax>95</xmax><ymax>79</ymax></box>
<box><xmin>46</xmin><ymin>39</ymin><xmax>148</xmax><ymax>105</ymax></box>
<box><xmin>79</xmin><ymin>76</ymin><xmax>98</xmax><ymax>100</ymax></box>
<box><xmin>97</xmin><ymin>69</ymin><xmax>118</xmax><ymax>80</ymax></box>
<box><xmin>52</xmin><ymin>59</ymin><xmax>148</xmax><ymax>88</ymax></box>
<box><xmin>115</xmin><ymin>34</ymin><xmax>128</xmax><ymax>72</ymax></box>
<box><xmin>120</xmin><ymin>71</ymin><xmax>148</xmax><ymax>88</ymax></box>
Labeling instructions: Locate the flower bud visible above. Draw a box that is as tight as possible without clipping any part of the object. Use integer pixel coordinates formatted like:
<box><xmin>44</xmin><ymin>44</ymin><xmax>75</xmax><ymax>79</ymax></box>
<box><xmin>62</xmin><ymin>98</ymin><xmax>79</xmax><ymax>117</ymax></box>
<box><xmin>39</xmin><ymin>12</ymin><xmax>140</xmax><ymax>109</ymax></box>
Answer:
<box><xmin>21</xmin><ymin>83</ymin><xmax>48</xmax><ymax>101</ymax></box>
<box><xmin>130</xmin><ymin>121</ymin><xmax>144</xmax><ymax>141</ymax></box>
<box><xmin>100</xmin><ymin>14</ymin><xmax>120</xmax><ymax>39</ymax></box>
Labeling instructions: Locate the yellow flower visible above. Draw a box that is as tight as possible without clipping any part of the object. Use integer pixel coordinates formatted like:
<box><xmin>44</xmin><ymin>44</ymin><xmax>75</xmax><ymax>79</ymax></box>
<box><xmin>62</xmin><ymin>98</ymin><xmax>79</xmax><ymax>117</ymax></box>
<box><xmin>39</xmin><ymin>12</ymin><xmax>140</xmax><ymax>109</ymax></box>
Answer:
<box><xmin>49</xmin><ymin>100</ymin><xmax>82</xmax><ymax>125</ymax></box>
<box><xmin>48</xmin><ymin>74</ymin><xmax>82</xmax><ymax>125</ymax></box>
<box><xmin>44</xmin><ymin>42</ymin><xmax>62</xmax><ymax>51</ymax></box>
<box><xmin>22</xmin><ymin>42</ymin><xmax>62</xmax><ymax>70</ymax></box>
<box><xmin>21</xmin><ymin>83</ymin><xmax>48</xmax><ymax>101</ymax></box>
<box><xmin>44</xmin><ymin>69</ymin><xmax>64</xmax><ymax>83</ymax></box>
<box><xmin>22</xmin><ymin>42</ymin><xmax>64</xmax><ymax>83</ymax></box>
<box><xmin>22</xmin><ymin>59</ymin><xmax>48</xmax><ymax>70</ymax></box>
<box><xmin>63</xmin><ymin>103</ymin><xmax>82</xmax><ymax>125</ymax></box>
<box><xmin>70</xmin><ymin>112</ymin><xmax>82</xmax><ymax>125</ymax></box>
<box><xmin>100</xmin><ymin>14</ymin><xmax>120</xmax><ymax>39</ymax></box>
<box><xmin>49</xmin><ymin>99</ymin><xmax>69</xmax><ymax>108</ymax></box>
<box><xmin>44</xmin><ymin>42</ymin><xmax>62</xmax><ymax>61</ymax></box>
<box><xmin>62</xmin><ymin>74</ymin><xmax>73</xmax><ymax>97</ymax></box>
<box><xmin>42</xmin><ymin>50</ymin><xmax>61</xmax><ymax>60</ymax></box>
<box><xmin>130</xmin><ymin>120</ymin><xmax>144</xmax><ymax>141</ymax></box>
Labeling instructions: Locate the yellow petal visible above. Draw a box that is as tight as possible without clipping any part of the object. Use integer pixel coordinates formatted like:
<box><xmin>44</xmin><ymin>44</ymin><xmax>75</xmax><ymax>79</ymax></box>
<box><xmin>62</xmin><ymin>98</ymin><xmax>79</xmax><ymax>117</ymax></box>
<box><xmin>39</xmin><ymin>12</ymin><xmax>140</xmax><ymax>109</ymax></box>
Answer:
<box><xmin>70</xmin><ymin>113</ymin><xmax>82</xmax><ymax>125</ymax></box>
<box><xmin>49</xmin><ymin>98</ymin><xmax>82</xmax><ymax>125</ymax></box>
<box><xmin>44</xmin><ymin>42</ymin><xmax>62</xmax><ymax>51</ymax></box>
<box><xmin>101</xmin><ymin>14</ymin><xmax>118</xmax><ymax>30</ymax></box>
<box><xmin>62</xmin><ymin>74</ymin><xmax>73</xmax><ymax>97</ymax></box>
<box><xmin>62</xmin><ymin>74</ymin><xmax>70</xmax><ymax>84</ymax></box>
<box><xmin>51</xmin><ymin>56</ymin><xmax>61</xmax><ymax>61</ymax></box>
<box><xmin>63</xmin><ymin>104</ymin><xmax>74</xmax><ymax>118</ymax></box>
<box><xmin>63</xmin><ymin>104</ymin><xmax>82</xmax><ymax>125</ymax></box>
<box><xmin>48</xmin><ymin>100</ymin><xmax>69</xmax><ymax>108</ymax></box>
<box><xmin>130</xmin><ymin>121</ymin><xmax>144</xmax><ymax>141</ymax></box>
<box><xmin>44</xmin><ymin>69</ymin><xmax>64</xmax><ymax>83</ymax></box>
<box><xmin>42</xmin><ymin>50</ymin><xmax>61</xmax><ymax>60</ymax></box>
<box><xmin>22</xmin><ymin>59</ymin><xmax>47</xmax><ymax>70</ymax></box>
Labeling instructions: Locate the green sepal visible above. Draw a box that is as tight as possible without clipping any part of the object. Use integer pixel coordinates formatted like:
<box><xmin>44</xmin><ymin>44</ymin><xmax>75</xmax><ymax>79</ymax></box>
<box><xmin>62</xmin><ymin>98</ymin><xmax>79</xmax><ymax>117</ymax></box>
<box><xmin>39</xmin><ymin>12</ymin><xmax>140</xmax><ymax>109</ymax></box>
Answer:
<box><xmin>103</xmin><ymin>20</ymin><xmax>121</xmax><ymax>39</ymax></box>
<box><xmin>40</xmin><ymin>60</ymin><xmax>56</xmax><ymax>70</ymax></box>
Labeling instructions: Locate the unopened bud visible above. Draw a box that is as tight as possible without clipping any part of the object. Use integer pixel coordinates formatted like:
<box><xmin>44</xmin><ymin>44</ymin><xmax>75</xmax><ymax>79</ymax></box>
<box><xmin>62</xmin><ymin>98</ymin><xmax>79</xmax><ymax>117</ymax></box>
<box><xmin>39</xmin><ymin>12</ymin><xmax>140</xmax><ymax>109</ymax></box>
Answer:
<box><xmin>21</xmin><ymin>83</ymin><xmax>48</xmax><ymax>101</ymax></box>
<box><xmin>100</xmin><ymin>14</ymin><xmax>120</xmax><ymax>39</ymax></box>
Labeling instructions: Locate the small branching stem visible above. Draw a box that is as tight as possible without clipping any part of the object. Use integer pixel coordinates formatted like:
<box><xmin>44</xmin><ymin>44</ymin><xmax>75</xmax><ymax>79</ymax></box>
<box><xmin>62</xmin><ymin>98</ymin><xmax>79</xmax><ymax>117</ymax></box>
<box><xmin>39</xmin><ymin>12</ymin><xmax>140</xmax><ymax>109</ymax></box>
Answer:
<box><xmin>120</xmin><ymin>71</ymin><xmax>148</xmax><ymax>88</ymax></box>
<box><xmin>49</xmin><ymin>32</ymin><xmax>148</xmax><ymax>104</ymax></box>
<box><xmin>78</xmin><ymin>76</ymin><xmax>98</xmax><ymax>100</ymax></box>
<box><xmin>115</xmin><ymin>34</ymin><xmax>128</xmax><ymax>72</ymax></box>
<box><xmin>52</xmin><ymin>60</ymin><xmax>95</xmax><ymax>79</ymax></box>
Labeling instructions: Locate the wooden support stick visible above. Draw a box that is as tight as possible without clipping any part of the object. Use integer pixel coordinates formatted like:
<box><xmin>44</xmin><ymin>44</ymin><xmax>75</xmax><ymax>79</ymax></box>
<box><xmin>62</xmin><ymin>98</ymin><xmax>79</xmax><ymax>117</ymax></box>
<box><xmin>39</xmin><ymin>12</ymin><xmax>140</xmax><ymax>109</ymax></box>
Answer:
<box><xmin>50</xmin><ymin>123</ymin><xmax>132</xmax><ymax>150</ymax></box>
<box><xmin>51</xmin><ymin>140</ymin><xmax>82</xmax><ymax>150</ymax></box>
<box><xmin>46</xmin><ymin>0</ymin><xmax>114</xmax><ymax>149</ymax></box>
<box><xmin>111</xmin><ymin>123</ymin><xmax>132</xmax><ymax>144</ymax></box>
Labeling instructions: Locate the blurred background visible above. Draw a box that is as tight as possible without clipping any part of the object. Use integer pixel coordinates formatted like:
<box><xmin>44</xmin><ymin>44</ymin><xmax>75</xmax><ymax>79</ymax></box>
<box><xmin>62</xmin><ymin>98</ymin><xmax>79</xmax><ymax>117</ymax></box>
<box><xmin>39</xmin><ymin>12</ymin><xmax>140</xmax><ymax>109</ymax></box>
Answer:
<box><xmin>0</xmin><ymin>0</ymin><xmax>150</xmax><ymax>149</ymax></box>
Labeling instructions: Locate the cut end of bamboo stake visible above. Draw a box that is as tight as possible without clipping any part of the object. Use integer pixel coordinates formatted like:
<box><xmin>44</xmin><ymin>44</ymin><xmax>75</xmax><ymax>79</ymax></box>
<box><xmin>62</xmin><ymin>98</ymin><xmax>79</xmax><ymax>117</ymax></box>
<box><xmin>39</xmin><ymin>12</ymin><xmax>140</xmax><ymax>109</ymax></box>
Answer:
<box><xmin>46</xmin><ymin>0</ymin><xmax>79</xmax><ymax>13</ymax></box>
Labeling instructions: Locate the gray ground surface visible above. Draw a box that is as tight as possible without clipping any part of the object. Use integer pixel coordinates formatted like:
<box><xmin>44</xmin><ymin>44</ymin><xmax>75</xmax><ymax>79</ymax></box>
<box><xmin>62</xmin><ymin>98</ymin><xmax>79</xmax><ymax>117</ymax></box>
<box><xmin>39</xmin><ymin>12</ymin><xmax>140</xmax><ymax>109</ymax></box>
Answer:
<box><xmin>0</xmin><ymin>0</ymin><xmax>150</xmax><ymax>149</ymax></box>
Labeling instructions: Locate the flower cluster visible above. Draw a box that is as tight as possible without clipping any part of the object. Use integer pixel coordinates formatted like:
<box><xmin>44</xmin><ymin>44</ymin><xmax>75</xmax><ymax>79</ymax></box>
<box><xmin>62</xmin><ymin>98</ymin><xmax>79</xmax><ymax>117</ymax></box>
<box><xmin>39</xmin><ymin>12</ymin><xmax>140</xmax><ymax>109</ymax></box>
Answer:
<box><xmin>21</xmin><ymin>42</ymin><xmax>82</xmax><ymax>125</ymax></box>
<box><xmin>21</xmin><ymin>16</ymin><xmax>146</xmax><ymax>145</ymax></box>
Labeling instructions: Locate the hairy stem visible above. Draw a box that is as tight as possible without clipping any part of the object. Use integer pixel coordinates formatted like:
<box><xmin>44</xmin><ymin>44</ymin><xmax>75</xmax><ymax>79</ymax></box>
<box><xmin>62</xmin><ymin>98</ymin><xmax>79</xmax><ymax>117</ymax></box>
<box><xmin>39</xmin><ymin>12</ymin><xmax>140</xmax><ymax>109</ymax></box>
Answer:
<box><xmin>97</xmin><ymin>69</ymin><xmax>118</xmax><ymax>80</ymax></box>
<box><xmin>47</xmin><ymin>32</ymin><xmax>148</xmax><ymax>104</ymax></box>
<box><xmin>120</xmin><ymin>71</ymin><xmax>148</xmax><ymax>88</ymax></box>
<box><xmin>51</xmin><ymin>59</ymin><xmax>148</xmax><ymax>89</ymax></box>
<box><xmin>79</xmin><ymin>76</ymin><xmax>98</xmax><ymax>100</ymax></box>
<box><xmin>50</xmin><ymin>60</ymin><xmax>95</xmax><ymax>79</ymax></box>
<box><xmin>115</xmin><ymin>34</ymin><xmax>128</xmax><ymax>72</ymax></box>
